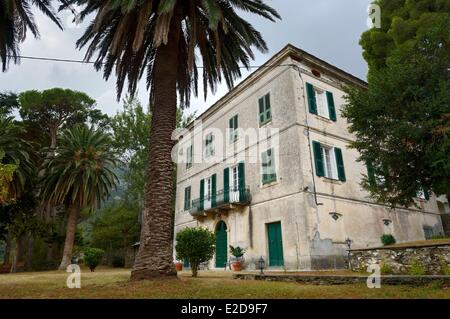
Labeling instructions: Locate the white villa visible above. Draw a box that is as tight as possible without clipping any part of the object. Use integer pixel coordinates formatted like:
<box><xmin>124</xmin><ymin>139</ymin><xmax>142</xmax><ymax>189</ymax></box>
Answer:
<box><xmin>173</xmin><ymin>44</ymin><xmax>448</xmax><ymax>270</ymax></box>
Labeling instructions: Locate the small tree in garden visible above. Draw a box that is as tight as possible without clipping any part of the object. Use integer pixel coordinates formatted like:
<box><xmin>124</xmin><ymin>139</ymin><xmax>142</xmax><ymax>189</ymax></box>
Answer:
<box><xmin>83</xmin><ymin>248</ymin><xmax>104</xmax><ymax>272</ymax></box>
<box><xmin>381</xmin><ymin>234</ymin><xmax>396</xmax><ymax>246</ymax></box>
<box><xmin>175</xmin><ymin>228</ymin><xmax>215</xmax><ymax>277</ymax></box>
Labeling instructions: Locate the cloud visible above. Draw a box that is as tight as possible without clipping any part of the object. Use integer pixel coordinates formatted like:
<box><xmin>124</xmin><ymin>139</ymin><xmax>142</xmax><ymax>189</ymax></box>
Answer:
<box><xmin>0</xmin><ymin>0</ymin><xmax>371</xmax><ymax>117</ymax></box>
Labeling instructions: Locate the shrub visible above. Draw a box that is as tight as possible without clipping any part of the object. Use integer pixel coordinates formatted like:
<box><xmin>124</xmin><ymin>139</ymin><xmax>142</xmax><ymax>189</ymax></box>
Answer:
<box><xmin>430</xmin><ymin>234</ymin><xmax>446</xmax><ymax>240</ymax></box>
<box><xmin>175</xmin><ymin>227</ymin><xmax>215</xmax><ymax>277</ymax></box>
<box><xmin>112</xmin><ymin>255</ymin><xmax>125</xmax><ymax>268</ymax></box>
<box><xmin>381</xmin><ymin>234</ymin><xmax>396</xmax><ymax>246</ymax></box>
<box><xmin>442</xmin><ymin>265</ymin><xmax>450</xmax><ymax>276</ymax></box>
<box><xmin>83</xmin><ymin>248</ymin><xmax>104</xmax><ymax>272</ymax></box>
<box><xmin>408</xmin><ymin>259</ymin><xmax>426</xmax><ymax>276</ymax></box>
<box><xmin>229</xmin><ymin>246</ymin><xmax>246</xmax><ymax>261</ymax></box>
<box><xmin>440</xmin><ymin>256</ymin><xmax>450</xmax><ymax>275</ymax></box>
<box><xmin>380</xmin><ymin>261</ymin><xmax>394</xmax><ymax>275</ymax></box>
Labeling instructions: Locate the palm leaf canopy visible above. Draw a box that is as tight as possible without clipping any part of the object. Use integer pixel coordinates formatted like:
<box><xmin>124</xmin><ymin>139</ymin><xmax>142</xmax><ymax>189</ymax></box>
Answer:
<box><xmin>0</xmin><ymin>117</ymin><xmax>34</xmax><ymax>202</ymax></box>
<box><xmin>40</xmin><ymin>125</ymin><xmax>119</xmax><ymax>210</ymax></box>
<box><xmin>61</xmin><ymin>0</ymin><xmax>280</xmax><ymax>106</ymax></box>
<box><xmin>0</xmin><ymin>0</ymin><xmax>63</xmax><ymax>71</ymax></box>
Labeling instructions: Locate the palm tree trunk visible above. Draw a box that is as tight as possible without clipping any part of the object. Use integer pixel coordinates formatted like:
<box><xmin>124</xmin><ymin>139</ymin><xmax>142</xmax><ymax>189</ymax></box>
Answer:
<box><xmin>3</xmin><ymin>235</ymin><xmax>11</xmax><ymax>265</ymax></box>
<box><xmin>10</xmin><ymin>238</ymin><xmax>18</xmax><ymax>273</ymax></box>
<box><xmin>58</xmin><ymin>204</ymin><xmax>79</xmax><ymax>270</ymax></box>
<box><xmin>131</xmin><ymin>15</ymin><xmax>181</xmax><ymax>281</ymax></box>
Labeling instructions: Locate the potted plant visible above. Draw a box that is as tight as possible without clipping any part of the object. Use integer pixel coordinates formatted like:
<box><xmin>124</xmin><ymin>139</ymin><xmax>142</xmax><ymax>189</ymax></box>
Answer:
<box><xmin>229</xmin><ymin>245</ymin><xmax>246</xmax><ymax>271</ymax></box>
<box><xmin>175</xmin><ymin>261</ymin><xmax>183</xmax><ymax>271</ymax></box>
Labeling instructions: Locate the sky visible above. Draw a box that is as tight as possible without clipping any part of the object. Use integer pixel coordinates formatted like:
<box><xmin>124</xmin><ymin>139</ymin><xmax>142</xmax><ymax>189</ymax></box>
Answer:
<box><xmin>0</xmin><ymin>0</ymin><xmax>373</xmax><ymax>118</ymax></box>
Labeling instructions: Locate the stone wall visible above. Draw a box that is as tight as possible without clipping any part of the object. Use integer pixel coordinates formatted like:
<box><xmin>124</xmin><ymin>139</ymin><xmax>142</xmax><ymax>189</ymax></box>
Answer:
<box><xmin>234</xmin><ymin>273</ymin><xmax>450</xmax><ymax>286</ymax></box>
<box><xmin>350</xmin><ymin>244</ymin><xmax>450</xmax><ymax>275</ymax></box>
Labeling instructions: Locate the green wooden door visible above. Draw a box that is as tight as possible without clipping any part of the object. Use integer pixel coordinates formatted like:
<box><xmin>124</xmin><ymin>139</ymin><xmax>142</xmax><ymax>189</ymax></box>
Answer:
<box><xmin>215</xmin><ymin>221</ymin><xmax>228</xmax><ymax>268</ymax></box>
<box><xmin>267</xmin><ymin>222</ymin><xmax>284</xmax><ymax>267</ymax></box>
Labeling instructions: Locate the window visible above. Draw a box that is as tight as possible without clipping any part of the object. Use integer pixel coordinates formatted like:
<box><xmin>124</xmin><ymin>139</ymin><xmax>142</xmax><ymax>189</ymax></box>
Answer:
<box><xmin>259</xmin><ymin>93</ymin><xmax>272</xmax><ymax>125</ymax></box>
<box><xmin>232</xmin><ymin>166</ymin><xmax>238</xmax><ymax>191</ymax></box>
<box><xmin>312</xmin><ymin>141</ymin><xmax>346</xmax><ymax>182</ymax></box>
<box><xmin>416</xmin><ymin>188</ymin><xmax>430</xmax><ymax>201</ymax></box>
<box><xmin>306</xmin><ymin>82</ymin><xmax>337</xmax><ymax>121</ymax></box>
<box><xmin>204</xmin><ymin>133</ymin><xmax>214</xmax><ymax>158</ymax></box>
<box><xmin>184</xmin><ymin>186</ymin><xmax>191</xmax><ymax>211</ymax></box>
<box><xmin>315</xmin><ymin>89</ymin><xmax>329</xmax><ymax>119</ymax></box>
<box><xmin>322</xmin><ymin>146</ymin><xmax>338</xmax><ymax>180</ymax></box>
<box><xmin>229</xmin><ymin>115</ymin><xmax>238</xmax><ymax>143</ymax></box>
<box><xmin>262</xmin><ymin>148</ymin><xmax>277</xmax><ymax>184</ymax></box>
<box><xmin>206</xmin><ymin>177</ymin><xmax>212</xmax><ymax>200</ymax></box>
<box><xmin>186</xmin><ymin>145</ymin><xmax>193</xmax><ymax>169</ymax></box>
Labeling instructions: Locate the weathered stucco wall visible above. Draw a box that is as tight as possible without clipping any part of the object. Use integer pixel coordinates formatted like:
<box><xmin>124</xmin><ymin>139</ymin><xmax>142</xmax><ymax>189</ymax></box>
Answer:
<box><xmin>350</xmin><ymin>244</ymin><xmax>450</xmax><ymax>275</ymax></box>
<box><xmin>173</xmin><ymin>47</ymin><xmax>446</xmax><ymax>271</ymax></box>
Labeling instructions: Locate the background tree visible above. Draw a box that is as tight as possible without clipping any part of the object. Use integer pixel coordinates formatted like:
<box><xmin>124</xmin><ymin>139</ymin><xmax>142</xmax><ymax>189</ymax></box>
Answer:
<box><xmin>0</xmin><ymin>117</ymin><xmax>34</xmax><ymax>204</ymax></box>
<box><xmin>110</xmin><ymin>96</ymin><xmax>151</xmax><ymax>203</ymax></box>
<box><xmin>40</xmin><ymin>125</ymin><xmax>118</xmax><ymax>269</ymax></box>
<box><xmin>64</xmin><ymin>0</ymin><xmax>280</xmax><ymax>281</ymax></box>
<box><xmin>175</xmin><ymin>227</ymin><xmax>215</xmax><ymax>277</ymax></box>
<box><xmin>0</xmin><ymin>92</ymin><xmax>19</xmax><ymax>118</ymax></box>
<box><xmin>19</xmin><ymin>88</ymin><xmax>99</xmax><ymax>148</ymax></box>
<box><xmin>343</xmin><ymin>2</ymin><xmax>449</xmax><ymax>207</ymax></box>
<box><xmin>0</xmin><ymin>0</ymin><xmax>63</xmax><ymax>71</ymax></box>
<box><xmin>360</xmin><ymin>0</ymin><xmax>450</xmax><ymax>75</ymax></box>
<box><xmin>110</xmin><ymin>96</ymin><xmax>195</xmax><ymax>202</ymax></box>
<box><xmin>88</xmin><ymin>200</ymin><xmax>140</xmax><ymax>261</ymax></box>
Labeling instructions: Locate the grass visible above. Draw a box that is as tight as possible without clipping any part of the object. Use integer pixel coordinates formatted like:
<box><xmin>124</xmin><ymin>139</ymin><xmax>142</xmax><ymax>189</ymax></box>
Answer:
<box><xmin>0</xmin><ymin>267</ymin><xmax>448</xmax><ymax>299</ymax></box>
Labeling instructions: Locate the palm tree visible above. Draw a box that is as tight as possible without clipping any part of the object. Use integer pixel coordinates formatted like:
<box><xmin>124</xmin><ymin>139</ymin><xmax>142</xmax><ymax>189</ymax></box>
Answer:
<box><xmin>62</xmin><ymin>0</ymin><xmax>280</xmax><ymax>280</ymax></box>
<box><xmin>40</xmin><ymin>125</ymin><xmax>118</xmax><ymax>269</ymax></box>
<box><xmin>0</xmin><ymin>117</ymin><xmax>34</xmax><ymax>203</ymax></box>
<box><xmin>0</xmin><ymin>0</ymin><xmax>63</xmax><ymax>72</ymax></box>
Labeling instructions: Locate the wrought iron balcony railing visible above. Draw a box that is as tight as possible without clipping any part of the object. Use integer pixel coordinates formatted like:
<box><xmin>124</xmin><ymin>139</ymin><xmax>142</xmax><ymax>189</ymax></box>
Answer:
<box><xmin>188</xmin><ymin>187</ymin><xmax>251</xmax><ymax>216</ymax></box>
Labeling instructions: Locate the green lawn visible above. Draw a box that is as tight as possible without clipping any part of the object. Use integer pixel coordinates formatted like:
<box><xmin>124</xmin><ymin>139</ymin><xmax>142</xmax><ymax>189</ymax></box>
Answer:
<box><xmin>0</xmin><ymin>267</ymin><xmax>448</xmax><ymax>299</ymax></box>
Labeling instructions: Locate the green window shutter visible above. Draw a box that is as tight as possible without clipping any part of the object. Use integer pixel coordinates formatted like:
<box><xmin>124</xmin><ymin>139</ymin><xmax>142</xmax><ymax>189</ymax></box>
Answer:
<box><xmin>229</xmin><ymin>118</ymin><xmax>234</xmax><ymax>142</ymax></box>
<box><xmin>223</xmin><ymin>168</ymin><xmax>230</xmax><ymax>203</ymax></box>
<box><xmin>312</xmin><ymin>141</ymin><xmax>325</xmax><ymax>177</ymax></box>
<box><xmin>211</xmin><ymin>174</ymin><xmax>217</xmax><ymax>207</ymax></box>
<box><xmin>238</xmin><ymin>162</ymin><xmax>246</xmax><ymax>201</ymax></box>
<box><xmin>259</xmin><ymin>97</ymin><xmax>265</xmax><ymax>124</ymax></box>
<box><xmin>334</xmin><ymin>147</ymin><xmax>346</xmax><ymax>182</ymax></box>
<box><xmin>199</xmin><ymin>179</ymin><xmax>205</xmax><ymax>211</ymax></box>
<box><xmin>259</xmin><ymin>95</ymin><xmax>272</xmax><ymax>125</ymax></box>
<box><xmin>326</xmin><ymin>91</ymin><xmax>337</xmax><ymax>121</ymax></box>
<box><xmin>306</xmin><ymin>83</ymin><xmax>317</xmax><ymax>115</ymax></box>
<box><xmin>262</xmin><ymin>151</ymin><xmax>269</xmax><ymax>184</ymax></box>
<box><xmin>184</xmin><ymin>187</ymin><xmax>190</xmax><ymax>210</ymax></box>
<box><xmin>238</xmin><ymin>162</ymin><xmax>245</xmax><ymax>189</ymax></box>
<box><xmin>366</xmin><ymin>161</ymin><xmax>376</xmax><ymax>186</ymax></box>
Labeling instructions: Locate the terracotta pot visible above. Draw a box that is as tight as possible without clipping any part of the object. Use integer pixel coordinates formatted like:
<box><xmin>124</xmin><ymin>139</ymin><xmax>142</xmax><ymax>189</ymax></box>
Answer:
<box><xmin>231</xmin><ymin>261</ymin><xmax>242</xmax><ymax>271</ymax></box>
<box><xmin>175</xmin><ymin>262</ymin><xmax>183</xmax><ymax>271</ymax></box>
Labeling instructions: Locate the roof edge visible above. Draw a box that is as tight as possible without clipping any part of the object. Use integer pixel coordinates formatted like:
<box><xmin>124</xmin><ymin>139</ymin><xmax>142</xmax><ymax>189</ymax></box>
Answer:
<box><xmin>183</xmin><ymin>44</ymin><xmax>367</xmax><ymax>131</ymax></box>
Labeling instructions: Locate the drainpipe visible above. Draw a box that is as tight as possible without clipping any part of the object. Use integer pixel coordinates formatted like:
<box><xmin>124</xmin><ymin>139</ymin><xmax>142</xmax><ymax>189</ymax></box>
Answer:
<box><xmin>293</xmin><ymin>65</ymin><xmax>323</xmax><ymax>207</ymax></box>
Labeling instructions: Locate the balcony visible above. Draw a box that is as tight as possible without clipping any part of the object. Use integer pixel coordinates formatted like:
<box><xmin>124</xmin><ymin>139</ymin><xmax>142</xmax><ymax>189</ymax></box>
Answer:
<box><xmin>189</xmin><ymin>187</ymin><xmax>251</xmax><ymax>217</ymax></box>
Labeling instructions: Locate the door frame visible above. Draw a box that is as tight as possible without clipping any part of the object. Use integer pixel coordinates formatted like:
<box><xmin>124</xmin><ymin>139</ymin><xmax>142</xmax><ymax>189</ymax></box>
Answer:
<box><xmin>214</xmin><ymin>220</ymin><xmax>228</xmax><ymax>268</ymax></box>
<box><xmin>266</xmin><ymin>221</ymin><xmax>285</xmax><ymax>267</ymax></box>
